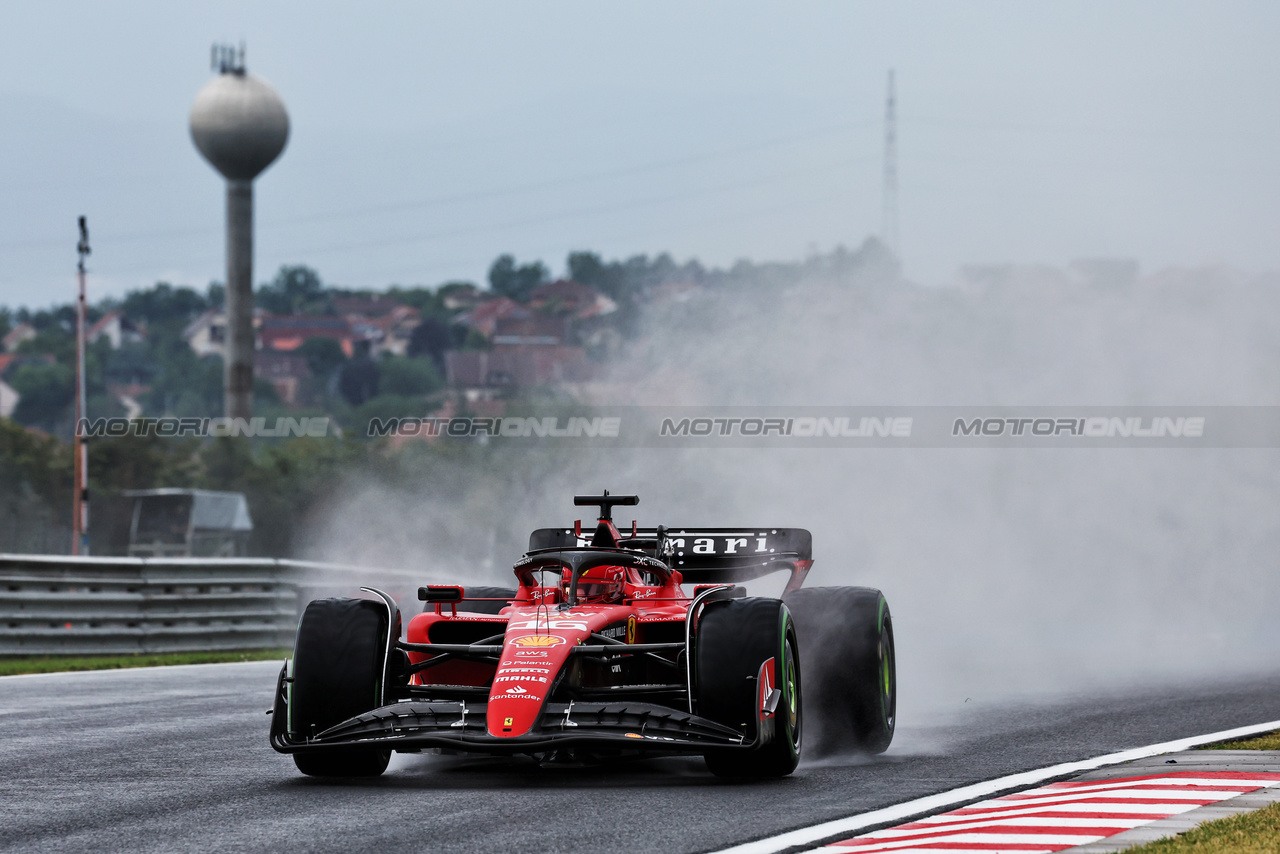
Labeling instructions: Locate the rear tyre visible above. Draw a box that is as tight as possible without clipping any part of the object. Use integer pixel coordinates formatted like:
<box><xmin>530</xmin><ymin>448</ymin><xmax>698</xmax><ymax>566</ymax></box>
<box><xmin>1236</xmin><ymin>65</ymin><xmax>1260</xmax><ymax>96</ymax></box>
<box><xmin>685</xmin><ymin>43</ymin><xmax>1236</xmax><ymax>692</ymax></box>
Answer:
<box><xmin>289</xmin><ymin>597</ymin><xmax>391</xmax><ymax>777</ymax></box>
<box><xmin>784</xmin><ymin>586</ymin><xmax>895</xmax><ymax>755</ymax></box>
<box><xmin>695</xmin><ymin>598</ymin><xmax>802</xmax><ymax>778</ymax></box>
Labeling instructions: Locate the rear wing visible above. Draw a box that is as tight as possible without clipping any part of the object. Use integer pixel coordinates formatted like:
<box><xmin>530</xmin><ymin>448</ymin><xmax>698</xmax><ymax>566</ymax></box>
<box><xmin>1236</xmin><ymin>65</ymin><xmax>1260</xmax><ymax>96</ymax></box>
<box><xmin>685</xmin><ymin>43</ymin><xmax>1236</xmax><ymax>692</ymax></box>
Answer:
<box><xmin>527</xmin><ymin>527</ymin><xmax>812</xmax><ymax>585</ymax></box>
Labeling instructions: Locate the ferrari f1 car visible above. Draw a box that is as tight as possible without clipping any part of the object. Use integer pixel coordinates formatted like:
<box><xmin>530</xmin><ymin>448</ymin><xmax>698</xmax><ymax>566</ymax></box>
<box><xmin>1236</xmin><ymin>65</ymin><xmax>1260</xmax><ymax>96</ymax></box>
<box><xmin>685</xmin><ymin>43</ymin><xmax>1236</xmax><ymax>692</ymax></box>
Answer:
<box><xmin>269</xmin><ymin>492</ymin><xmax>895</xmax><ymax>778</ymax></box>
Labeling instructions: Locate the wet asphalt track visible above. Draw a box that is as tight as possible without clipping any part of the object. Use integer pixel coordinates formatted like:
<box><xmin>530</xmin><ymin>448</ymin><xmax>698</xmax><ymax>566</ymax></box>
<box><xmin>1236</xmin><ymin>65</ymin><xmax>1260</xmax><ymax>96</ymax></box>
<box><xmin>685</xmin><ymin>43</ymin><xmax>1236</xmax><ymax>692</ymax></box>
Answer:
<box><xmin>2</xmin><ymin>661</ymin><xmax>1278</xmax><ymax>854</ymax></box>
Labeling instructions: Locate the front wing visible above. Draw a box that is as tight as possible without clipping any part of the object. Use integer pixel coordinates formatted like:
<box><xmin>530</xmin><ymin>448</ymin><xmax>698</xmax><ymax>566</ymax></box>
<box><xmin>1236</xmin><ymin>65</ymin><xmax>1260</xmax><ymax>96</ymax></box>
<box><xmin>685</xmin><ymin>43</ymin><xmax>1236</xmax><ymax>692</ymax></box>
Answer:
<box><xmin>271</xmin><ymin>681</ymin><xmax>751</xmax><ymax>756</ymax></box>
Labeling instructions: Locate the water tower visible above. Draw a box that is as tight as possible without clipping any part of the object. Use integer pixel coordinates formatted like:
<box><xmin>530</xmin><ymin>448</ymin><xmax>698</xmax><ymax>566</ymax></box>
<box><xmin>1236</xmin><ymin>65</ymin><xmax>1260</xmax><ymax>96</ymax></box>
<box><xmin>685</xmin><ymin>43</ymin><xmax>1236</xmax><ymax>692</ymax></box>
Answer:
<box><xmin>190</xmin><ymin>44</ymin><xmax>289</xmax><ymax>419</ymax></box>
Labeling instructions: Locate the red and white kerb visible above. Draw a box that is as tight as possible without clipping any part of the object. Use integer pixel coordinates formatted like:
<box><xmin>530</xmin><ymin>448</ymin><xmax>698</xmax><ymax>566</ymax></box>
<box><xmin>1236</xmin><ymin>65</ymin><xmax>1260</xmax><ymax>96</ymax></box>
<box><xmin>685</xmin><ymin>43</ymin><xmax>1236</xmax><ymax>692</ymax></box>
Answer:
<box><xmin>823</xmin><ymin>771</ymin><xmax>1280</xmax><ymax>853</ymax></box>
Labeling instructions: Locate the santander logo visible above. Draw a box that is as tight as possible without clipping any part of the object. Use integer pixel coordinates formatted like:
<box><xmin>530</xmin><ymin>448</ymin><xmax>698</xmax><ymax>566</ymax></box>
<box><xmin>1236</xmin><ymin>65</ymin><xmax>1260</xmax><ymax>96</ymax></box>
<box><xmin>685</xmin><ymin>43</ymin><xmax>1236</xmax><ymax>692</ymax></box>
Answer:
<box><xmin>496</xmin><ymin>683</ymin><xmax>542</xmax><ymax>700</ymax></box>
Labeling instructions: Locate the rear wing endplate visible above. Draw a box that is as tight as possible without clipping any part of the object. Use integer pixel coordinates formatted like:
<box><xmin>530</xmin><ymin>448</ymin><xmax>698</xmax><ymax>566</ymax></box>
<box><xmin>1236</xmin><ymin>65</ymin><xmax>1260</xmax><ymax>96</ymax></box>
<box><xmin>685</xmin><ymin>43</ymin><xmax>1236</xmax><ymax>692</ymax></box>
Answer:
<box><xmin>527</xmin><ymin>527</ymin><xmax>812</xmax><ymax>585</ymax></box>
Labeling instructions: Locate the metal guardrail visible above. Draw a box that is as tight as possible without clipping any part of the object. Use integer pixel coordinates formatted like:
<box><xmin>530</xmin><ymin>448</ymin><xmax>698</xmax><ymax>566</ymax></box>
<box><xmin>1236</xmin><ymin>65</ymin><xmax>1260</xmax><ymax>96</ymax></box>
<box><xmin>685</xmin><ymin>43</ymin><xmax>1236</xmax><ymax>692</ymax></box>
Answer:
<box><xmin>0</xmin><ymin>554</ymin><xmax>436</xmax><ymax>656</ymax></box>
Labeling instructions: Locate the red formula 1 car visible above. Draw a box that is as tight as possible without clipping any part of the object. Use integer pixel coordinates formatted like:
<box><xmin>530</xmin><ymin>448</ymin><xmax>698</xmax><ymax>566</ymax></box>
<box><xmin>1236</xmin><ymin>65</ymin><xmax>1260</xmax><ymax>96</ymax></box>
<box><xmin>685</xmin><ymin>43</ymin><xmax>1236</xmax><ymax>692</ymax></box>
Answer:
<box><xmin>270</xmin><ymin>492</ymin><xmax>896</xmax><ymax>778</ymax></box>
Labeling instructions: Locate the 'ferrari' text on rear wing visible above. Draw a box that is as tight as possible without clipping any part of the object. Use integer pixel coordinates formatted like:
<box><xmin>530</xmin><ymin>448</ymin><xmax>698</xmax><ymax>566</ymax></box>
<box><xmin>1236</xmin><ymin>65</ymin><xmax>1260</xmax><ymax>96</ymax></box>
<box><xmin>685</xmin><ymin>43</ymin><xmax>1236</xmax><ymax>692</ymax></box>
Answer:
<box><xmin>528</xmin><ymin>526</ymin><xmax>812</xmax><ymax>584</ymax></box>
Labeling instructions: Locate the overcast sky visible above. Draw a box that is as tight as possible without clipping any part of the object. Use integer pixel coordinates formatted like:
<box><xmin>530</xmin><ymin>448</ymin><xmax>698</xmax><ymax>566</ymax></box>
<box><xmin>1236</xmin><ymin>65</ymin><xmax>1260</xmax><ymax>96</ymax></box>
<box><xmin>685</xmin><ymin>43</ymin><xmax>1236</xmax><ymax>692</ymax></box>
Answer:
<box><xmin>1</xmin><ymin>1</ymin><xmax>1277</xmax><ymax>309</ymax></box>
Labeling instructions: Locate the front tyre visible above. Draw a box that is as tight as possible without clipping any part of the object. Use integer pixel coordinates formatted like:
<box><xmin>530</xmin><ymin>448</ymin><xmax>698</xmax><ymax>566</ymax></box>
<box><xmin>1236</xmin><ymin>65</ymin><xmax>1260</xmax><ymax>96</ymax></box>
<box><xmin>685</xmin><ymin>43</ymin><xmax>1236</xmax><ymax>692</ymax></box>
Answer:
<box><xmin>289</xmin><ymin>597</ymin><xmax>391</xmax><ymax>777</ymax></box>
<box><xmin>695</xmin><ymin>598</ymin><xmax>802</xmax><ymax>778</ymax></box>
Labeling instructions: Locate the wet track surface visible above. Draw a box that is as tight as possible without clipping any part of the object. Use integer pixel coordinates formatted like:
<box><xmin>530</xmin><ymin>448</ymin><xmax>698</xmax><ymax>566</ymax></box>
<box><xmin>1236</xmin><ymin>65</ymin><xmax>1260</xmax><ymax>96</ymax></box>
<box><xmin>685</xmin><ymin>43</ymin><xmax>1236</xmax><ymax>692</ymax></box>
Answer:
<box><xmin>2</xmin><ymin>661</ymin><xmax>1278</xmax><ymax>853</ymax></box>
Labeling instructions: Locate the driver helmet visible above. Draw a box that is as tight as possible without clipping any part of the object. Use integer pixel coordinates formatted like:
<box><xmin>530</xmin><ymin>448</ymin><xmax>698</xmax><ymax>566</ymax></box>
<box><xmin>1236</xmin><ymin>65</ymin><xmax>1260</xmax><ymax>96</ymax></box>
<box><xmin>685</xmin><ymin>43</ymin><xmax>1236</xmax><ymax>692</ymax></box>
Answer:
<box><xmin>562</xmin><ymin>565</ymin><xmax>625</xmax><ymax>604</ymax></box>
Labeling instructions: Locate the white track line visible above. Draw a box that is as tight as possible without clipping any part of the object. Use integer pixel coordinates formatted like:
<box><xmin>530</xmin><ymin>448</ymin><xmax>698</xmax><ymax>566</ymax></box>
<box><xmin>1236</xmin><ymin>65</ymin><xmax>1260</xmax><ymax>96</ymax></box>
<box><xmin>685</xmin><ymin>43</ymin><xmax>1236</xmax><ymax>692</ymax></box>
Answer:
<box><xmin>707</xmin><ymin>718</ymin><xmax>1280</xmax><ymax>854</ymax></box>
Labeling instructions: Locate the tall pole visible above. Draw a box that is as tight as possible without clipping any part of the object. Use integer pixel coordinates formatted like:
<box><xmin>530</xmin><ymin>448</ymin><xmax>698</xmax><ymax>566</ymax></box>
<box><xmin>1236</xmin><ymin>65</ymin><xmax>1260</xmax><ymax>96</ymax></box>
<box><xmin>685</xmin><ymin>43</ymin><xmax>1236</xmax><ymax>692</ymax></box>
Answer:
<box><xmin>73</xmin><ymin>216</ymin><xmax>91</xmax><ymax>556</ymax></box>
<box><xmin>882</xmin><ymin>69</ymin><xmax>899</xmax><ymax>257</ymax></box>
<box><xmin>225</xmin><ymin>180</ymin><xmax>254</xmax><ymax>419</ymax></box>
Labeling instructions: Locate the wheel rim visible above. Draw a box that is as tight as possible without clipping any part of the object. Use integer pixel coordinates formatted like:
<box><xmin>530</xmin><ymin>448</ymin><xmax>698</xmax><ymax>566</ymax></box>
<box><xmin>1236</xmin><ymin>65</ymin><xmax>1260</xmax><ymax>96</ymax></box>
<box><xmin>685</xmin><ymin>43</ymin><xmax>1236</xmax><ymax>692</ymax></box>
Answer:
<box><xmin>784</xmin><ymin>635</ymin><xmax>801</xmax><ymax>751</ymax></box>
<box><xmin>880</xmin><ymin>621</ymin><xmax>895</xmax><ymax>730</ymax></box>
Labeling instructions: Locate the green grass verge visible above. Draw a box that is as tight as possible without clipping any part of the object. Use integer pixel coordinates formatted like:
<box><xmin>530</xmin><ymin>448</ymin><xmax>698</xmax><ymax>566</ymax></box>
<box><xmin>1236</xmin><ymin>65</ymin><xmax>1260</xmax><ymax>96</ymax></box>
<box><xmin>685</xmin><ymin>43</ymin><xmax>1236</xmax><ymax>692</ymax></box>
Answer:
<box><xmin>0</xmin><ymin>648</ymin><xmax>291</xmax><ymax>676</ymax></box>
<box><xmin>1198</xmin><ymin>730</ymin><xmax>1280</xmax><ymax>751</ymax></box>
<box><xmin>1121</xmin><ymin>801</ymin><xmax>1280</xmax><ymax>853</ymax></box>
<box><xmin>1137</xmin><ymin>728</ymin><xmax>1280</xmax><ymax>852</ymax></box>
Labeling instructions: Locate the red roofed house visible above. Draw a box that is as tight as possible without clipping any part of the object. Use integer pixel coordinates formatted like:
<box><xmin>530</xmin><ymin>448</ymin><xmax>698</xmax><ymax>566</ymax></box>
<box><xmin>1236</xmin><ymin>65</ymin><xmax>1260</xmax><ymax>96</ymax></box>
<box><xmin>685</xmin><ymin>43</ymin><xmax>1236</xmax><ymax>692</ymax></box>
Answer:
<box><xmin>333</xmin><ymin>297</ymin><xmax>422</xmax><ymax>357</ymax></box>
<box><xmin>528</xmin><ymin>279</ymin><xmax>617</xmax><ymax>320</ymax></box>
<box><xmin>259</xmin><ymin>316</ymin><xmax>358</xmax><ymax>357</ymax></box>
<box><xmin>2</xmin><ymin>322</ymin><xmax>36</xmax><ymax>353</ymax></box>
<box><xmin>455</xmin><ymin>297</ymin><xmax>530</xmax><ymax>339</ymax></box>
<box><xmin>87</xmin><ymin>311</ymin><xmax>145</xmax><ymax>349</ymax></box>
<box><xmin>183</xmin><ymin>309</ymin><xmax>266</xmax><ymax>358</ymax></box>
<box><xmin>446</xmin><ymin>294</ymin><xmax>597</xmax><ymax>390</ymax></box>
<box><xmin>440</xmin><ymin>283</ymin><xmax>482</xmax><ymax>311</ymax></box>
<box><xmin>371</xmin><ymin>305</ymin><xmax>423</xmax><ymax>357</ymax></box>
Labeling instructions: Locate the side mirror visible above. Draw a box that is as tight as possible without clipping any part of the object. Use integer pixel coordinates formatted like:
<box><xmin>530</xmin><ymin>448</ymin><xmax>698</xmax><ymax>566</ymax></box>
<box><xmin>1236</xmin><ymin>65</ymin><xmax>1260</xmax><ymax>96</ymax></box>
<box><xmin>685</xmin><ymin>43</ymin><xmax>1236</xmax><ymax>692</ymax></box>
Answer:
<box><xmin>418</xmin><ymin>585</ymin><xmax>463</xmax><ymax>602</ymax></box>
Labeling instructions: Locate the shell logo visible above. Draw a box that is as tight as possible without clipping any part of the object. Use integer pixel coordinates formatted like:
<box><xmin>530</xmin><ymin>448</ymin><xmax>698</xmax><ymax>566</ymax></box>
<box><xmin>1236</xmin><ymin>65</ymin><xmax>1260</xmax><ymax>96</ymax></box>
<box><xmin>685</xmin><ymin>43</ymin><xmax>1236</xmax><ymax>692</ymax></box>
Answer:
<box><xmin>510</xmin><ymin>635</ymin><xmax>566</xmax><ymax>648</ymax></box>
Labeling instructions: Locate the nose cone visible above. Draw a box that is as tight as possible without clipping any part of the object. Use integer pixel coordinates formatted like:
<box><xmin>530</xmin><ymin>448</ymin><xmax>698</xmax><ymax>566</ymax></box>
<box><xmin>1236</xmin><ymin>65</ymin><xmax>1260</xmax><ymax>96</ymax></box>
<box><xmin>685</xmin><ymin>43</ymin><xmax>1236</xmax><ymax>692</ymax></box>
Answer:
<box><xmin>190</xmin><ymin>72</ymin><xmax>289</xmax><ymax>181</ymax></box>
